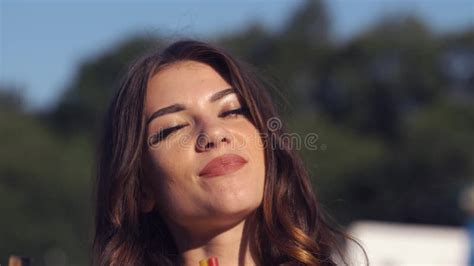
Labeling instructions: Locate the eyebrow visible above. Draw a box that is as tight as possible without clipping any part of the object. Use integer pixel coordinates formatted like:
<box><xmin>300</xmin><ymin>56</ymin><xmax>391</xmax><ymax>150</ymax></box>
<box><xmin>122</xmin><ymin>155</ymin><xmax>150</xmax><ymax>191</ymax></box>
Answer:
<box><xmin>146</xmin><ymin>87</ymin><xmax>236</xmax><ymax>125</ymax></box>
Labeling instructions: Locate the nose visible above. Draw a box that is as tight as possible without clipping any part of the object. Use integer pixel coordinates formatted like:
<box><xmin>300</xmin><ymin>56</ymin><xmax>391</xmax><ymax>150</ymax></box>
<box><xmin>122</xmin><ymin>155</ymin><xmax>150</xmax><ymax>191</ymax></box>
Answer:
<box><xmin>195</xmin><ymin>118</ymin><xmax>232</xmax><ymax>152</ymax></box>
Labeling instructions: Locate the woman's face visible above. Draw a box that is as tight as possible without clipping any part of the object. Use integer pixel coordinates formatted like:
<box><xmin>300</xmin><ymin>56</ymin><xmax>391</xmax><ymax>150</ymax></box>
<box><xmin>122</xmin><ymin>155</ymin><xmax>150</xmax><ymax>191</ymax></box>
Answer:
<box><xmin>143</xmin><ymin>60</ymin><xmax>265</xmax><ymax>230</ymax></box>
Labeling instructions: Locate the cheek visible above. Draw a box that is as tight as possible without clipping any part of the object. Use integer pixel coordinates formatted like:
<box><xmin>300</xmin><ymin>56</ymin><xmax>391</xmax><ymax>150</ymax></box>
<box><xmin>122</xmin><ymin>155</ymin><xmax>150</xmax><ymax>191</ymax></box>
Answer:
<box><xmin>242</xmin><ymin>125</ymin><xmax>265</xmax><ymax>165</ymax></box>
<box><xmin>145</xmin><ymin>145</ymin><xmax>203</xmax><ymax>217</ymax></box>
<box><xmin>233</xmin><ymin>122</ymin><xmax>262</xmax><ymax>150</ymax></box>
<box><xmin>145</xmin><ymin>148</ymin><xmax>185</xmax><ymax>199</ymax></box>
<box><xmin>146</xmin><ymin>143</ymin><xmax>189</xmax><ymax>180</ymax></box>
<box><xmin>239</xmin><ymin>124</ymin><xmax>266</xmax><ymax>189</ymax></box>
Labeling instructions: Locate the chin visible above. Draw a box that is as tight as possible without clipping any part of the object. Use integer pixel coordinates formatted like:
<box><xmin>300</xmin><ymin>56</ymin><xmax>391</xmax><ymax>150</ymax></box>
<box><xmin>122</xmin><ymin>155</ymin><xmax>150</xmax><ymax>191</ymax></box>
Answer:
<box><xmin>209</xmin><ymin>193</ymin><xmax>262</xmax><ymax>220</ymax></box>
<box><xmin>206</xmin><ymin>207</ymin><xmax>259</xmax><ymax>230</ymax></box>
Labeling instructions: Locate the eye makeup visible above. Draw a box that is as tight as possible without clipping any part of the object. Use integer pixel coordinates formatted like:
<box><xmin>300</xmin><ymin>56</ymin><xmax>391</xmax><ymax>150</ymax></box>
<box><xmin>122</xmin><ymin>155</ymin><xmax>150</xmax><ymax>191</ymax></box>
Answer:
<box><xmin>147</xmin><ymin>104</ymin><xmax>249</xmax><ymax>148</ymax></box>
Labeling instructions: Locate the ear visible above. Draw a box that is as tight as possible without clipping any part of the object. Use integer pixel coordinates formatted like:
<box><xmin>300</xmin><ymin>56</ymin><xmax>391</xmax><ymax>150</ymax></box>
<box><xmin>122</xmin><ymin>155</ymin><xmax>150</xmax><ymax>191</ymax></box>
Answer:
<box><xmin>139</xmin><ymin>166</ymin><xmax>156</xmax><ymax>213</ymax></box>
<box><xmin>140</xmin><ymin>198</ymin><xmax>155</xmax><ymax>213</ymax></box>
<box><xmin>140</xmin><ymin>186</ymin><xmax>156</xmax><ymax>213</ymax></box>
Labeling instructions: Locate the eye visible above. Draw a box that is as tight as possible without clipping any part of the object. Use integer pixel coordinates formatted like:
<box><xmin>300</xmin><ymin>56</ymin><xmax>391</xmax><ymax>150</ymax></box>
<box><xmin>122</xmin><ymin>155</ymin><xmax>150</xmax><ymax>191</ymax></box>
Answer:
<box><xmin>148</xmin><ymin>124</ymin><xmax>187</xmax><ymax>147</ymax></box>
<box><xmin>219</xmin><ymin>107</ymin><xmax>250</xmax><ymax>118</ymax></box>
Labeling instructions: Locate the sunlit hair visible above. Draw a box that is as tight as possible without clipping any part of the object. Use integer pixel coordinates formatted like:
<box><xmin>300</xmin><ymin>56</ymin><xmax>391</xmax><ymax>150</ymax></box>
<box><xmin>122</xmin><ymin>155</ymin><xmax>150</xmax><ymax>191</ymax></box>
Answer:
<box><xmin>93</xmin><ymin>40</ymin><xmax>366</xmax><ymax>265</ymax></box>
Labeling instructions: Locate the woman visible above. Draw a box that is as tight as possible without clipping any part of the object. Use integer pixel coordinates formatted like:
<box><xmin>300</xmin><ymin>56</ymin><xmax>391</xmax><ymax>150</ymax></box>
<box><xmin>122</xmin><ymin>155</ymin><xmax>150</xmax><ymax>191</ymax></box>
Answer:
<box><xmin>93</xmin><ymin>40</ymin><xmax>364</xmax><ymax>265</ymax></box>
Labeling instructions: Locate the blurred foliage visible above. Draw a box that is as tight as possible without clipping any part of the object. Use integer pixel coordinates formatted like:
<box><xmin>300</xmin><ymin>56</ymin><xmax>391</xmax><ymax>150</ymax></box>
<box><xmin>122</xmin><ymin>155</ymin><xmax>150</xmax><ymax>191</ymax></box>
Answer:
<box><xmin>1</xmin><ymin>0</ymin><xmax>474</xmax><ymax>264</ymax></box>
<box><xmin>45</xmin><ymin>35</ymin><xmax>164</xmax><ymax>137</ymax></box>
<box><xmin>1</xmin><ymin>98</ymin><xmax>92</xmax><ymax>265</ymax></box>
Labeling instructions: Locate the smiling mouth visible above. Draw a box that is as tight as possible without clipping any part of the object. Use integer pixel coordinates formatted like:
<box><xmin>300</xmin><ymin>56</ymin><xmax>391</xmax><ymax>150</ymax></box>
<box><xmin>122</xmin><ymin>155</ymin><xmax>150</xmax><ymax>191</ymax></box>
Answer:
<box><xmin>199</xmin><ymin>153</ymin><xmax>248</xmax><ymax>178</ymax></box>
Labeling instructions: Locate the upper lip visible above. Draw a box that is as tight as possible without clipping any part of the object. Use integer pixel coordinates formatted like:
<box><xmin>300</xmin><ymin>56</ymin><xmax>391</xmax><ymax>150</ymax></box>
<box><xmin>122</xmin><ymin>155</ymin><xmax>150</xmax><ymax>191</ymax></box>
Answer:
<box><xmin>198</xmin><ymin>153</ymin><xmax>248</xmax><ymax>177</ymax></box>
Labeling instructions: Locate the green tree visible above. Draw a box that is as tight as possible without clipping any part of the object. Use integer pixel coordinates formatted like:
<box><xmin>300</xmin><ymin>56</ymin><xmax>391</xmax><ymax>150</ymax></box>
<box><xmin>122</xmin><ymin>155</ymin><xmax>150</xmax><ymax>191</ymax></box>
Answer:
<box><xmin>47</xmin><ymin>36</ymin><xmax>162</xmax><ymax>137</ymax></box>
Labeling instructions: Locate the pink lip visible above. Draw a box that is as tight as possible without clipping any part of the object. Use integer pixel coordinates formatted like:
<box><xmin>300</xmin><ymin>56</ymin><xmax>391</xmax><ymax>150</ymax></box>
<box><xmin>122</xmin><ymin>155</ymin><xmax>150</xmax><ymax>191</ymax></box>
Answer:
<box><xmin>199</xmin><ymin>154</ymin><xmax>248</xmax><ymax>178</ymax></box>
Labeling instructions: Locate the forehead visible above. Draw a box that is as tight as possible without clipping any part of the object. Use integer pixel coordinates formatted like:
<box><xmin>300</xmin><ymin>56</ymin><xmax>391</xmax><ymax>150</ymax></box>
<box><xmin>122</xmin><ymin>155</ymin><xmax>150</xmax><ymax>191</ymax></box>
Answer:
<box><xmin>145</xmin><ymin>60</ymin><xmax>232</xmax><ymax>110</ymax></box>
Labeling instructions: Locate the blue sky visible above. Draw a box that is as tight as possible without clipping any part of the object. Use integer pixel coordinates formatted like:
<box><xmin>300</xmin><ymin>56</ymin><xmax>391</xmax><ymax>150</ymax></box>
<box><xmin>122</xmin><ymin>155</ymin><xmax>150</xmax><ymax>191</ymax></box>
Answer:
<box><xmin>1</xmin><ymin>0</ymin><xmax>473</xmax><ymax>111</ymax></box>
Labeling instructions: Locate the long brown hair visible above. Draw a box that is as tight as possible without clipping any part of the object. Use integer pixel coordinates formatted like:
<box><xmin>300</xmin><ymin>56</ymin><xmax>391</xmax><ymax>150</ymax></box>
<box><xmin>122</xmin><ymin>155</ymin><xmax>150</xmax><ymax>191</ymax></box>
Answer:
<box><xmin>93</xmin><ymin>40</ymin><xmax>366</xmax><ymax>265</ymax></box>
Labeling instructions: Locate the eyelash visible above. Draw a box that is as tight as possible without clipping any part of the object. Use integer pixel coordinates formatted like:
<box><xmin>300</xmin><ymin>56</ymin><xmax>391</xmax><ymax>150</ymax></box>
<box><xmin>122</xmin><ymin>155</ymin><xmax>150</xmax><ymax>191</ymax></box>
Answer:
<box><xmin>219</xmin><ymin>106</ymin><xmax>249</xmax><ymax>118</ymax></box>
<box><xmin>148</xmin><ymin>107</ymin><xmax>249</xmax><ymax>146</ymax></box>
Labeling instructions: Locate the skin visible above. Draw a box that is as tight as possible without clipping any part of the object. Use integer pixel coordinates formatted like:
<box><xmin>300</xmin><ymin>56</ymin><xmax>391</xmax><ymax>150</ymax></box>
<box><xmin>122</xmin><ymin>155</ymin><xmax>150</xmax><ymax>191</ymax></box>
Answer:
<box><xmin>143</xmin><ymin>60</ymin><xmax>266</xmax><ymax>266</ymax></box>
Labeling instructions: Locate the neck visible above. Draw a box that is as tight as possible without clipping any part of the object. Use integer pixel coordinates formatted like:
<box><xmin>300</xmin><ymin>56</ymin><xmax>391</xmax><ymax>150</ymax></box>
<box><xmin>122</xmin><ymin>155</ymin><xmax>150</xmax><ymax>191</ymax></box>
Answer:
<box><xmin>168</xmin><ymin>214</ymin><xmax>258</xmax><ymax>266</ymax></box>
